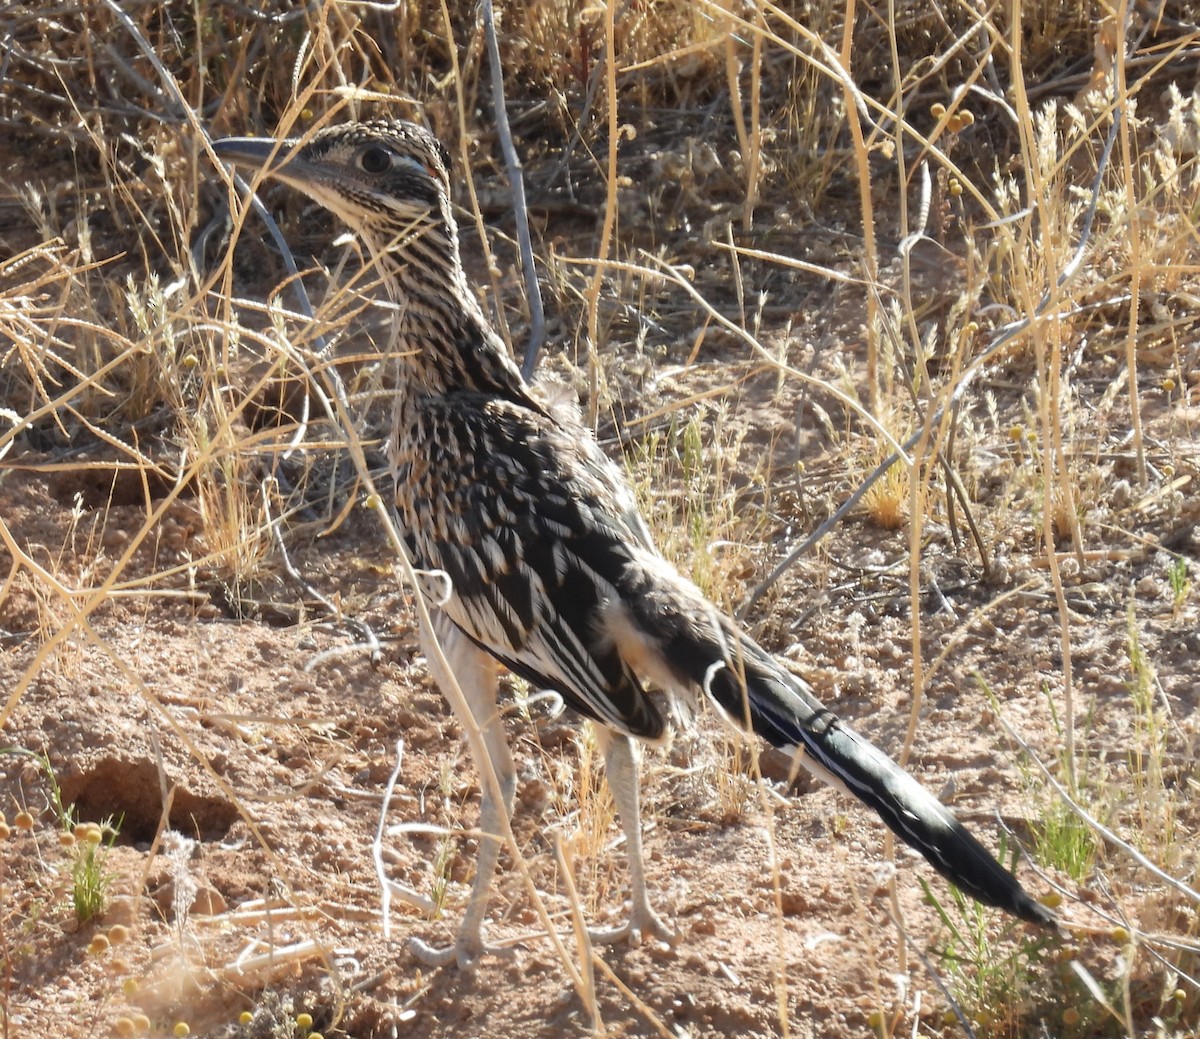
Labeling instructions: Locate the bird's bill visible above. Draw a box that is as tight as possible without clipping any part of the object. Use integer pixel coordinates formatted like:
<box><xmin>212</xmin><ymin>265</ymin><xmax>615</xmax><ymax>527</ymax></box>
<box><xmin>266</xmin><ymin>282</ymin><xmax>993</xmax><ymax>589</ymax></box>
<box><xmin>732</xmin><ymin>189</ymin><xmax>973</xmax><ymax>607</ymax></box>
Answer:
<box><xmin>211</xmin><ymin>135</ymin><xmax>337</xmax><ymax>213</ymax></box>
<box><xmin>211</xmin><ymin>135</ymin><xmax>298</xmax><ymax>172</ymax></box>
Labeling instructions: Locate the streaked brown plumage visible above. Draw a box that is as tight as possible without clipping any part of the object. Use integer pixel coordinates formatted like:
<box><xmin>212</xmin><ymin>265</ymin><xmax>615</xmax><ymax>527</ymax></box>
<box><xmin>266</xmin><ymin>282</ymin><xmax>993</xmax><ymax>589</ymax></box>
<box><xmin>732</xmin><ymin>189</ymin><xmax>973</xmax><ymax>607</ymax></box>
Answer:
<box><xmin>213</xmin><ymin>119</ymin><xmax>1054</xmax><ymax>967</ymax></box>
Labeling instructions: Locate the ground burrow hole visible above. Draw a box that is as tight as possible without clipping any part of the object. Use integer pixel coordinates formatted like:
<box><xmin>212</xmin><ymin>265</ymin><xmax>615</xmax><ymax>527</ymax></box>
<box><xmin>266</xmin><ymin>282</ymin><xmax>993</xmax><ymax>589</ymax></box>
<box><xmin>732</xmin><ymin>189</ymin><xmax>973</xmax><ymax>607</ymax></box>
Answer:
<box><xmin>58</xmin><ymin>757</ymin><xmax>238</xmax><ymax>843</ymax></box>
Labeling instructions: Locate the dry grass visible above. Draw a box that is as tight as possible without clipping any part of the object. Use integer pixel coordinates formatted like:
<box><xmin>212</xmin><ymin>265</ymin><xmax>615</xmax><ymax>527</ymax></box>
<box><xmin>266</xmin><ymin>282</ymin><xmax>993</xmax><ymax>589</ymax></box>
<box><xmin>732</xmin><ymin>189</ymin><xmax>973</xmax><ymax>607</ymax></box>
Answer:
<box><xmin>2</xmin><ymin>1</ymin><xmax>1200</xmax><ymax>1037</ymax></box>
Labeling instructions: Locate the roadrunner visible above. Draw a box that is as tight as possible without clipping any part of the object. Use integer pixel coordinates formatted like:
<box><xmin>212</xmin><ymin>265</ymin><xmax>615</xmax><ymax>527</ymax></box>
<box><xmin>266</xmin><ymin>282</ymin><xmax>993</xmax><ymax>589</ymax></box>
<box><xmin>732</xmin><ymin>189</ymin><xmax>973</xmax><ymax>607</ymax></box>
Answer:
<box><xmin>213</xmin><ymin>119</ymin><xmax>1054</xmax><ymax>966</ymax></box>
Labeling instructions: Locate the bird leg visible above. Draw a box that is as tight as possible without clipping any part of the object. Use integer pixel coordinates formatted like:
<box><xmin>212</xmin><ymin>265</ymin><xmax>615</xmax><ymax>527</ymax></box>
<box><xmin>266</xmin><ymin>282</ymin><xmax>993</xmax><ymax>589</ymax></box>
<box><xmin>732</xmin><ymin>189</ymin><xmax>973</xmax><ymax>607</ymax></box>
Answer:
<box><xmin>407</xmin><ymin>612</ymin><xmax>518</xmax><ymax>968</ymax></box>
<box><xmin>587</xmin><ymin>728</ymin><xmax>677</xmax><ymax>946</ymax></box>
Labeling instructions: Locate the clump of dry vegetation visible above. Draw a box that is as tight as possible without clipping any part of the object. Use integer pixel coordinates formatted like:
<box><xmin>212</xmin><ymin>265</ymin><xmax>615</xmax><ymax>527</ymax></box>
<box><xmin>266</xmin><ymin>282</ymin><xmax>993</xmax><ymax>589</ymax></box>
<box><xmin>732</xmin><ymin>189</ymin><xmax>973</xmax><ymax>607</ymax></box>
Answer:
<box><xmin>1</xmin><ymin>1</ymin><xmax>1198</xmax><ymax>1037</ymax></box>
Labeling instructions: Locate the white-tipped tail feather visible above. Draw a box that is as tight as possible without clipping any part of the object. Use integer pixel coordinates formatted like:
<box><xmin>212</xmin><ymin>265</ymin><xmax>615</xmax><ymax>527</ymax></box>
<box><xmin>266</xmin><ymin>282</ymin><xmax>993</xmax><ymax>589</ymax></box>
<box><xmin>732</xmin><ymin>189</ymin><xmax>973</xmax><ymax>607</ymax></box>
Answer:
<box><xmin>624</xmin><ymin>582</ymin><xmax>1055</xmax><ymax>927</ymax></box>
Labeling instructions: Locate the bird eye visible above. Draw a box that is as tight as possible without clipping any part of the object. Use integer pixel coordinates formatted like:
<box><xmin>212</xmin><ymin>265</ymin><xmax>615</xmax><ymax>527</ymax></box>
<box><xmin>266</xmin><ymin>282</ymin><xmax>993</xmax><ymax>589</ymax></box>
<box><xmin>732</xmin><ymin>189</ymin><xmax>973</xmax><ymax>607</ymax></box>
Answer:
<box><xmin>359</xmin><ymin>146</ymin><xmax>392</xmax><ymax>174</ymax></box>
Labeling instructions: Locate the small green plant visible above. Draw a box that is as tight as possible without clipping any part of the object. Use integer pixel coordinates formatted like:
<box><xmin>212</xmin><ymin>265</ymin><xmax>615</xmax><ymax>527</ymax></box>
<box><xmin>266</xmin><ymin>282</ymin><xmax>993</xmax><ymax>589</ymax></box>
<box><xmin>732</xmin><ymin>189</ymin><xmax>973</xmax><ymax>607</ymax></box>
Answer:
<box><xmin>1166</xmin><ymin>556</ymin><xmax>1191</xmax><ymax>613</ymax></box>
<box><xmin>1017</xmin><ymin>683</ymin><xmax>1099</xmax><ymax>880</ymax></box>
<box><xmin>71</xmin><ymin>817</ymin><xmax>120</xmax><ymax>924</ymax></box>
<box><xmin>978</xmin><ymin>676</ymin><xmax>1099</xmax><ymax>880</ymax></box>
<box><xmin>921</xmin><ymin>867</ymin><xmax>1057</xmax><ymax>1035</ymax></box>
<box><xmin>1031</xmin><ymin>788</ymin><xmax>1097</xmax><ymax>882</ymax></box>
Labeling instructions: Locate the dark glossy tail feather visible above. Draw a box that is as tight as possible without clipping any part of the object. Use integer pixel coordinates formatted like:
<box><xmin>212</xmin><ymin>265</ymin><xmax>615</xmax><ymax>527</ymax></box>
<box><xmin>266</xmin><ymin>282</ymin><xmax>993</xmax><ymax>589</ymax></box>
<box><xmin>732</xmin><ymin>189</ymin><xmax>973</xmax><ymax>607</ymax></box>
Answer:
<box><xmin>662</xmin><ymin>619</ymin><xmax>1055</xmax><ymax>927</ymax></box>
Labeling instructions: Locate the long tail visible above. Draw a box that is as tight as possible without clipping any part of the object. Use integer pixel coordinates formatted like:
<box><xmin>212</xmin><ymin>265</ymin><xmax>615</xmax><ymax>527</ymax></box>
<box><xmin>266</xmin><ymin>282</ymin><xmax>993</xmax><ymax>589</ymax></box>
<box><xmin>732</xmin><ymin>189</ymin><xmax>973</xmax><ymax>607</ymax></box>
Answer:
<box><xmin>644</xmin><ymin>602</ymin><xmax>1055</xmax><ymax>927</ymax></box>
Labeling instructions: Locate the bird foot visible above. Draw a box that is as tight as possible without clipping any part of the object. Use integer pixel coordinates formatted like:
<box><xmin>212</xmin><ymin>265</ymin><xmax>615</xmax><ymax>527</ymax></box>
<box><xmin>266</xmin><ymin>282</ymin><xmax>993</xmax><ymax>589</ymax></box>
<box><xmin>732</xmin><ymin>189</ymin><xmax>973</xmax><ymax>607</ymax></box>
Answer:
<box><xmin>587</xmin><ymin>903</ymin><xmax>677</xmax><ymax>948</ymax></box>
<box><xmin>406</xmin><ymin>933</ymin><xmax>516</xmax><ymax>970</ymax></box>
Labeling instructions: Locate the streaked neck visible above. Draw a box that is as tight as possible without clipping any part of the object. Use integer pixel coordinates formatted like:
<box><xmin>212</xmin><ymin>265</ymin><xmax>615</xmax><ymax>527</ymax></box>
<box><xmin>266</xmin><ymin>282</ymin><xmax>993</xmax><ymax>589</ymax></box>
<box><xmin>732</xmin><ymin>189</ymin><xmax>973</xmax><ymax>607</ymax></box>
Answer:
<box><xmin>362</xmin><ymin>217</ymin><xmax>533</xmax><ymax>405</ymax></box>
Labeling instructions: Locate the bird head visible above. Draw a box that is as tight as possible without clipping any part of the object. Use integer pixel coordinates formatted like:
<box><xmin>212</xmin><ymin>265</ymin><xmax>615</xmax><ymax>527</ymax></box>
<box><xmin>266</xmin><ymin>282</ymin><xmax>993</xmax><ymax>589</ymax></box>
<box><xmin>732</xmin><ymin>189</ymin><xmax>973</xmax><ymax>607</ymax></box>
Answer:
<box><xmin>212</xmin><ymin>119</ymin><xmax>531</xmax><ymax>400</ymax></box>
<box><xmin>212</xmin><ymin>119</ymin><xmax>455</xmax><ymax>256</ymax></box>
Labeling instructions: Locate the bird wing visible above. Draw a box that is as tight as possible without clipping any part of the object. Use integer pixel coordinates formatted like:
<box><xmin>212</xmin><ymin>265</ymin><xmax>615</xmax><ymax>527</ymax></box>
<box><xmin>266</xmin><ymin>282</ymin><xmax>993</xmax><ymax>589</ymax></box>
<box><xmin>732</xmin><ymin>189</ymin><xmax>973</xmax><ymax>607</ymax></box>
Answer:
<box><xmin>401</xmin><ymin>394</ymin><xmax>666</xmax><ymax>740</ymax></box>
